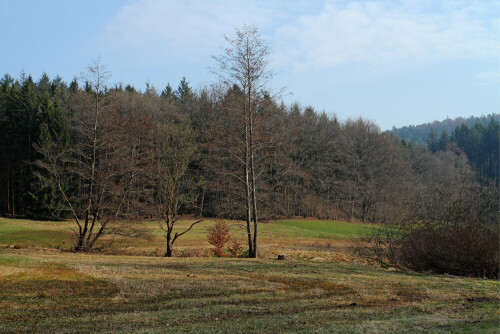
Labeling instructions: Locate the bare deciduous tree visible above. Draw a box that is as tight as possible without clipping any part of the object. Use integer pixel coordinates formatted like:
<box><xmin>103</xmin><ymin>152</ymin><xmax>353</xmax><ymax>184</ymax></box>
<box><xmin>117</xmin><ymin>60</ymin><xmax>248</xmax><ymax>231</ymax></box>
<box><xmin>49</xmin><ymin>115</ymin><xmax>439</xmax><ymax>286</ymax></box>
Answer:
<box><xmin>341</xmin><ymin>119</ymin><xmax>411</xmax><ymax>222</ymax></box>
<box><xmin>211</xmin><ymin>25</ymin><xmax>282</xmax><ymax>258</ymax></box>
<box><xmin>359</xmin><ymin>144</ymin><xmax>499</xmax><ymax>278</ymax></box>
<box><xmin>36</xmin><ymin>59</ymin><xmax>149</xmax><ymax>251</ymax></box>
<box><xmin>150</xmin><ymin>119</ymin><xmax>201</xmax><ymax>257</ymax></box>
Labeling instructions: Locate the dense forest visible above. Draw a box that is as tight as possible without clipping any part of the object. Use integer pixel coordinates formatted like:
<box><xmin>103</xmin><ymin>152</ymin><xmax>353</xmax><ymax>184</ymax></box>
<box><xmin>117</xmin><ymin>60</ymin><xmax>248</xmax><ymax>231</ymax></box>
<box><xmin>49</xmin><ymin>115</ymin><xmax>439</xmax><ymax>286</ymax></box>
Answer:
<box><xmin>0</xmin><ymin>27</ymin><xmax>498</xmax><ymax>272</ymax></box>
<box><xmin>1</xmin><ymin>70</ymin><xmax>497</xmax><ymax>221</ymax></box>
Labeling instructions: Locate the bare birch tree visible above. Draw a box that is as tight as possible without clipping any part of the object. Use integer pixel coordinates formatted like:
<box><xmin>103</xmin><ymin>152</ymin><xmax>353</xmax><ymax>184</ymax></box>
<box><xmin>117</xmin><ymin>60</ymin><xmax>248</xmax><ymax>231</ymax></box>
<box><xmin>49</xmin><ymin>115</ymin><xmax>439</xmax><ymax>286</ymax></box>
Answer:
<box><xmin>212</xmin><ymin>25</ymin><xmax>282</xmax><ymax>258</ymax></box>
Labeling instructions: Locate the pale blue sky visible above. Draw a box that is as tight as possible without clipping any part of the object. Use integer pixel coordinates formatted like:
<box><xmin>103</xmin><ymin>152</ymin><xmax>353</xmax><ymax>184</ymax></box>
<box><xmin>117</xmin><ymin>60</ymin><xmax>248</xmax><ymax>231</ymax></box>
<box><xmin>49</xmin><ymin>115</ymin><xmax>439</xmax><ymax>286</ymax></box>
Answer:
<box><xmin>1</xmin><ymin>0</ymin><xmax>498</xmax><ymax>130</ymax></box>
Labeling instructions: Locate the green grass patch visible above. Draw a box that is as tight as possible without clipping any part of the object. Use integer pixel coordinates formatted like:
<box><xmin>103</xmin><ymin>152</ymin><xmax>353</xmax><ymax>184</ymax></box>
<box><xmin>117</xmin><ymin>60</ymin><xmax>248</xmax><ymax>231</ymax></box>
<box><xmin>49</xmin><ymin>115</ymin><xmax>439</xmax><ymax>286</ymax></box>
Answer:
<box><xmin>273</xmin><ymin>220</ymin><xmax>376</xmax><ymax>239</ymax></box>
<box><xmin>0</xmin><ymin>219</ymin><xmax>73</xmax><ymax>248</ymax></box>
<box><xmin>0</xmin><ymin>254</ymin><xmax>36</xmax><ymax>266</ymax></box>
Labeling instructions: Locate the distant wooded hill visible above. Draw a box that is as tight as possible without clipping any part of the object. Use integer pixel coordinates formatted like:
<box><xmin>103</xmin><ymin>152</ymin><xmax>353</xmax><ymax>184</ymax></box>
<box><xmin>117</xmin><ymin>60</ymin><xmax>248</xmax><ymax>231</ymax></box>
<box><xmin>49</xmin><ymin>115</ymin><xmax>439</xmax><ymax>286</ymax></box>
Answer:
<box><xmin>391</xmin><ymin>114</ymin><xmax>500</xmax><ymax>182</ymax></box>
<box><xmin>390</xmin><ymin>114</ymin><xmax>500</xmax><ymax>145</ymax></box>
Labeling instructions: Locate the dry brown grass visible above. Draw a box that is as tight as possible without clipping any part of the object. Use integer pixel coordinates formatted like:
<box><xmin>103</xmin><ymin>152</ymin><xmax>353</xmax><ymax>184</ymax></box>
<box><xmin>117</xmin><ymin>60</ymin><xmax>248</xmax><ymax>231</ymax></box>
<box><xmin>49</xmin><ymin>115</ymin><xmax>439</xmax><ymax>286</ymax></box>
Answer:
<box><xmin>0</xmin><ymin>248</ymin><xmax>498</xmax><ymax>333</ymax></box>
<box><xmin>0</xmin><ymin>218</ymin><xmax>499</xmax><ymax>333</ymax></box>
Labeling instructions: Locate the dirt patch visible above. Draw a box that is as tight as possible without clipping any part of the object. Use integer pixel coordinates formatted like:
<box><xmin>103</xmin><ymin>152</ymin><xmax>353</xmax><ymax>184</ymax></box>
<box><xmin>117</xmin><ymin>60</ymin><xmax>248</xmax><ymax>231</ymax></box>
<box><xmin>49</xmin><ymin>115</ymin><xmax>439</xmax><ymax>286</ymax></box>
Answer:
<box><xmin>390</xmin><ymin>283</ymin><xmax>428</xmax><ymax>302</ymax></box>
<box><xmin>0</xmin><ymin>266</ymin><xmax>24</xmax><ymax>277</ymax></box>
<box><xmin>465</xmin><ymin>296</ymin><xmax>498</xmax><ymax>303</ymax></box>
<box><xmin>0</xmin><ymin>264</ymin><xmax>119</xmax><ymax>303</ymax></box>
<box><xmin>252</xmin><ymin>274</ymin><xmax>358</xmax><ymax>297</ymax></box>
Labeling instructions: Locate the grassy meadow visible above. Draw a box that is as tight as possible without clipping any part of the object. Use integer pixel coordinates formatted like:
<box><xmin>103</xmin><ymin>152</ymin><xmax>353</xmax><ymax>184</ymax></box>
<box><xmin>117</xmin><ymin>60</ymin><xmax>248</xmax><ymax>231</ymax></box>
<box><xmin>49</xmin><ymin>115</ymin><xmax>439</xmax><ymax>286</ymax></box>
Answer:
<box><xmin>0</xmin><ymin>218</ymin><xmax>373</xmax><ymax>260</ymax></box>
<box><xmin>0</xmin><ymin>217</ymin><xmax>498</xmax><ymax>333</ymax></box>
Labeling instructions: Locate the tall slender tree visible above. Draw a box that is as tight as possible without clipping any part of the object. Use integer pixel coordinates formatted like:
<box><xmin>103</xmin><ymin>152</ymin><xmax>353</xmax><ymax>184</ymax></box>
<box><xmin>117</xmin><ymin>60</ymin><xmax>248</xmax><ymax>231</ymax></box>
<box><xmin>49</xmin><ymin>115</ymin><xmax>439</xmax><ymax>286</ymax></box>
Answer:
<box><xmin>212</xmin><ymin>25</ymin><xmax>281</xmax><ymax>258</ymax></box>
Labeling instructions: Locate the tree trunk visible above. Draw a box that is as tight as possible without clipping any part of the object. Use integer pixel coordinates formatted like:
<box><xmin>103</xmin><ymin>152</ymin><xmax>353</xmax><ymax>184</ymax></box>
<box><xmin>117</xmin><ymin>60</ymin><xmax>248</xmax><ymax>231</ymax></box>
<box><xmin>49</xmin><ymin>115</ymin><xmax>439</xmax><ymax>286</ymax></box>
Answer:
<box><xmin>165</xmin><ymin>240</ymin><xmax>173</xmax><ymax>257</ymax></box>
<box><xmin>165</xmin><ymin>226</ymin><xmax>173</xmax><ymax>257</ymax></box>
<box><xmin>198</xmin><ymin>186</ymin><xmax>205</xmax><ymax>217</ymax></box>
<box><xmin>10</xmin><ymin>168</ymin><xmax>15</xmax><ymax>216</ymax></box>
<box><xmin>6</xmin><ymin>173</ymin><xmax>11</xmax><ymax>215</ymax></box>
<box><xmin>249</xmin><ymin>117</ymin><xmax>258</xmax><ymax>258</ymax></box>
<box><xmin>244</xmin><ymin>119</ymin><xmax>254</xmax><ymax>258</ymax></box>
<box><xmin>245</xmin><ymin>168</ymin><xmax>254</xmax><ymax>258</ymax></box>
<box><xmin>75</xmin><ymin>237</ymin><xmax>87</xmax><ymax>252</ymax></box>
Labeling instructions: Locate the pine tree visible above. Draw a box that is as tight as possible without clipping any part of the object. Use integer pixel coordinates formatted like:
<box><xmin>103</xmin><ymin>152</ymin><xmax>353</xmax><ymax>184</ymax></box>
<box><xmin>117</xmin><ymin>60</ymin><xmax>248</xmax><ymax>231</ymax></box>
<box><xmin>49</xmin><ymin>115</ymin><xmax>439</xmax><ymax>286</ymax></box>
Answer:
<box><xmin>437</xmin><ymin>130</ymin><xmax>450</xmax><ymax>151</ymax></box>
<box><xmin>426</xmin><ymin>128</ymin><xmax>438</xmax><ymax>152</ymax></box>
<box><xmin>161</xmin><ymin>83</ymin><xmax>175</xmax><ymax>102</ymax></box>
<box><xmin>26</xmin><ymin>94</ymin><xmax>69</xmax><ymax>219</ymax></box>
<box><xmin>175</xmin><ymin>77</ymin><xmax>194</xmax><ymax>101</ymax></box>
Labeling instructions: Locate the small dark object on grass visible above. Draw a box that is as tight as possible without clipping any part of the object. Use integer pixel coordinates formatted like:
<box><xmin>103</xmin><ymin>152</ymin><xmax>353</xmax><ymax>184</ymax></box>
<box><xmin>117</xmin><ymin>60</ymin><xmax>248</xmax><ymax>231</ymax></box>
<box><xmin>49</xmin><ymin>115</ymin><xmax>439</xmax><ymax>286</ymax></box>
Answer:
<box><xmin>277</xmin><ymin>254</ymin><xmax>287</xmax><ymax>260</ymax></box>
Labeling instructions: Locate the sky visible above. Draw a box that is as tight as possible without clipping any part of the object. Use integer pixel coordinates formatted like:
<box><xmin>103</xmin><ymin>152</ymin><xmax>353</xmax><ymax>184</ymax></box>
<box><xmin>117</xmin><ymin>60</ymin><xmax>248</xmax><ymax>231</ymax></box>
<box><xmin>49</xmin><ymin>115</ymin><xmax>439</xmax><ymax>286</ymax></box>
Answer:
<box><xmin>0</xmin><ymin>0</ymin><xmax>498</xmax><ymax>130</ymax></box>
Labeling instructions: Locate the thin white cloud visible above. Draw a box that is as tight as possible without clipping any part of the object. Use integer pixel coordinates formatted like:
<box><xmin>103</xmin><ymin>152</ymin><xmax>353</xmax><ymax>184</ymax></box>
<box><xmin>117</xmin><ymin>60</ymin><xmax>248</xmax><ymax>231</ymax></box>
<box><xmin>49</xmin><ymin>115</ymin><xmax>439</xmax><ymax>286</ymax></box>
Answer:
<box><xmin>103</xmin><ymin>0</ymin><xmax>284</xmax><ymax>64</ymax></box>
<box><xmin>103</xmin><ymin>0</ymin><xmax>500</xmax><ymax>81</ymax></box>
<box><xmin>273</xmin><ymin>0</ymin><xmax>500</xmax><ymax>71</ymax></box>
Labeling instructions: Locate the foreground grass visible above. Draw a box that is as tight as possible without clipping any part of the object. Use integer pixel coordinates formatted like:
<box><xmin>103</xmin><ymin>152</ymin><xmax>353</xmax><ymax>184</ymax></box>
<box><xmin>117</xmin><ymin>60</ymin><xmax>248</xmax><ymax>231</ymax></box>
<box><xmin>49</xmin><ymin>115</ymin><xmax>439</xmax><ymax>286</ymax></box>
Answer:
<box><xmin>1</xmin><ymin>218</ymin><xmax>497</xmax><ymax>333</ymax></box>
<box><xmin>0</xmin><ymin>249</ymin><xmax>498</xmax><ymax>333</ymax></box>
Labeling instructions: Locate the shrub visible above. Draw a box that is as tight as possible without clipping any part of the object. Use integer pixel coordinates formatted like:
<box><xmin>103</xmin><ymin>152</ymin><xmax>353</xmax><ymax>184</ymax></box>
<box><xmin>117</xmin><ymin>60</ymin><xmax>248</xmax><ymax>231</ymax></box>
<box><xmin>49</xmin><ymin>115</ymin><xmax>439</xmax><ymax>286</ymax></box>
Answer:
<box><xmin>227</xmin><ymin>240</ymin><xmax>243</xmax><ymax>258</ymax></box>
<box><xmin>361</xmin><ymin>222</ymin><xmax>499</xmax><ymax>279</ymax></box>
<box><xmin>360</xmin><ymin>163</ymin><xmax>500</xmax><ymax>279</ymax></box>
<box><xmin>207</xmin><ymin>219</ymin><xmax>231</xmax><ymax>257</ymax></box>
<box><xmin>398</xmin><ymin>222</ymin><xmax>499</xmax><ymax>278</ymax></box>
<box><xmin>357</xmin><ymin>225</ymin><xmax>400</xmax><ymax>268</ymax></box>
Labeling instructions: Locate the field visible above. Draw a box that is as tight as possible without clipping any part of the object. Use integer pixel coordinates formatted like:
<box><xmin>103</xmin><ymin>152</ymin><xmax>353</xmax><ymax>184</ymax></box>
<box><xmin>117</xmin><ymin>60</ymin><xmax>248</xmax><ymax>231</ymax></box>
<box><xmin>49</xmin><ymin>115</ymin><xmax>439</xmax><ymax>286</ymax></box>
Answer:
<box><xmin>0</xmin><ymin>218</ymin><xmax>499</xmax><ymax>333</ymax></box>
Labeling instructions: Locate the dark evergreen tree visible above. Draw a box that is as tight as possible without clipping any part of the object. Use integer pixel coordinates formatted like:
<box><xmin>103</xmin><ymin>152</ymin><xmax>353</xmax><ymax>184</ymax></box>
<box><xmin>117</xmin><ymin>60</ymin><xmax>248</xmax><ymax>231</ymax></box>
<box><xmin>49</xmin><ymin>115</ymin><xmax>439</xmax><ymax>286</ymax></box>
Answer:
<box><xmin>69</xmin><ymin>77</ymin><xmax>79</xmax><ymax>94</ymax></box>
<box><xmin>25</xmin><ymin>93</ymin><xmax>69</xmax><ymax>219</ymax></box>
<box><xmin>125</xmin><ymin>84</ymin><xmax>136</xmax><ymax>93</ymax></box>
<box><xmin>437</xmin><ymin>130</ymin><xmax>450</xmax><ymax>151</ymax></box>
<box><xmin>161</xmin><ymin>83</ymin><xmax>175</xmax><ymax>102</ymax></box>
<box><xmin>481</xmin><ymin>120</ymin><xmax>499</xmax><ymax>181</ymax></box>
<box><xmin>426</xmin><ymin>128</ymin><xmax>438</xmax><ymax>152</ymax></box>
<box><xmin>0</xmin><ymin>74</ymin><xmax>16</xmax><ymax>215</ymax></box>
<box><xmin>175</xmin><ymin>77</ymin><xmax>195</xmax><ymax>101</ymax></box>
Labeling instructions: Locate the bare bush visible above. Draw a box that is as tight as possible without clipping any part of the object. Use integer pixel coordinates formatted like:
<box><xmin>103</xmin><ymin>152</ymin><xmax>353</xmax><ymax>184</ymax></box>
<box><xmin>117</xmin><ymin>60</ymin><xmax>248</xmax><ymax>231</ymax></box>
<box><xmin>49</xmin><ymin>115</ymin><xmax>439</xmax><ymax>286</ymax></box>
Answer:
<box><xmin>357</xmin><ymin>226</ymin><xmax>401</xmax><ymax>268</ymax></box>
<box><xmin>399</xmin><ymin>222</ymin><xmax>499</xmax><ymax>278</ymax></box>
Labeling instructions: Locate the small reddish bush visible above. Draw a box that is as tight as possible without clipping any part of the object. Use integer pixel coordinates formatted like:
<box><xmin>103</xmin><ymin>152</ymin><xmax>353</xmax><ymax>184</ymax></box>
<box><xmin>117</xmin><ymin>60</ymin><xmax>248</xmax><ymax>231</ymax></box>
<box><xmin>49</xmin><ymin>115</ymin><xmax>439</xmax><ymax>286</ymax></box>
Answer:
<box><xmin>207</xmin><ymin>220</ymin><xmax>231</xmax><ymax>257</ymax></box>
<box><xmin>228</xmin><ymin>240</ymin><xmax>243</xmax><ymax>258</ymax></box>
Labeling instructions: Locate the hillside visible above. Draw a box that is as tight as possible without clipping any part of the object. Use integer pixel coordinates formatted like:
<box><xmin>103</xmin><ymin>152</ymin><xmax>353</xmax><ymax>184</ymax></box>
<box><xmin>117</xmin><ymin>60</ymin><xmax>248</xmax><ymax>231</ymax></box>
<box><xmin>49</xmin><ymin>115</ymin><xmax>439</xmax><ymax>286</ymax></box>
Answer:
<box><xmin>390</xmin><ymin>114</ymin><xmax>500</xmax><ymax>145</ymax></box>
